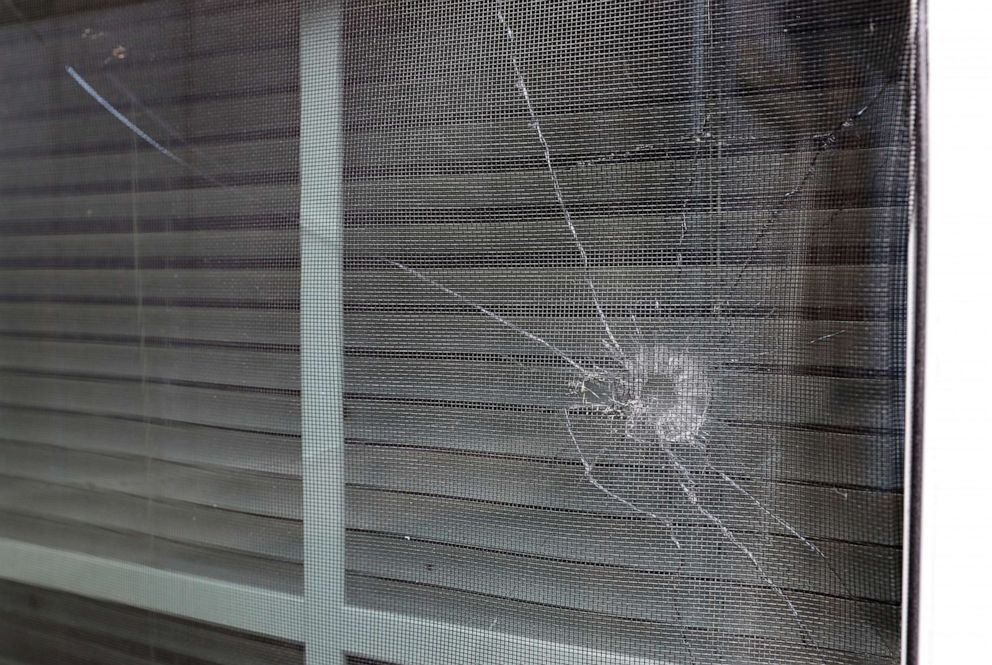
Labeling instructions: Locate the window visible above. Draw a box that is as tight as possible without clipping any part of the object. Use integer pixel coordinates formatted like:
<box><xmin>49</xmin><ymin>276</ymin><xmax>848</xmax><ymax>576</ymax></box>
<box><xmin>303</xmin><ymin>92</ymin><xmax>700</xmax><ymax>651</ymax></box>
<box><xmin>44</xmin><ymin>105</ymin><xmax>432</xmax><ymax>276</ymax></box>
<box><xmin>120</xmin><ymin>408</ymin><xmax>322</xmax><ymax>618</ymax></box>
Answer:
<box><xmin>0</xmin><ymin>1</ymin><xmax>922</xmax><ymax>664</ymax></box>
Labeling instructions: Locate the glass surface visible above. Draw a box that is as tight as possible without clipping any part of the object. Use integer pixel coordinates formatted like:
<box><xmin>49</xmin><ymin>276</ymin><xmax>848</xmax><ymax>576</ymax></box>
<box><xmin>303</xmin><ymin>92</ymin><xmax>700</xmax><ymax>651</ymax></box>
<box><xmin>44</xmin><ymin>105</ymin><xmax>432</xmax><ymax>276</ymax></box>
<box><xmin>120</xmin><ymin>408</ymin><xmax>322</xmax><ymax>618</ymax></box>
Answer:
<box><xmin>0</xmin><ymin>1</ymin><xmax>919</xmax><ymax>663</ymax></box>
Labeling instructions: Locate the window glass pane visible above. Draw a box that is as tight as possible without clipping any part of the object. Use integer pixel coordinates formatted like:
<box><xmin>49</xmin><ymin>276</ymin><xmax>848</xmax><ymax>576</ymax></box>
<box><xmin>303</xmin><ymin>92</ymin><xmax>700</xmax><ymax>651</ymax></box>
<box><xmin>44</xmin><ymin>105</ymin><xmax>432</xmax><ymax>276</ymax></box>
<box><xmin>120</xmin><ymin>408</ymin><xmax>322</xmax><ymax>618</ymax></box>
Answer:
<box><xmin>0</xmin><ymin>0</ymin><xmax>305</xmax><ymax>653</ymax></box>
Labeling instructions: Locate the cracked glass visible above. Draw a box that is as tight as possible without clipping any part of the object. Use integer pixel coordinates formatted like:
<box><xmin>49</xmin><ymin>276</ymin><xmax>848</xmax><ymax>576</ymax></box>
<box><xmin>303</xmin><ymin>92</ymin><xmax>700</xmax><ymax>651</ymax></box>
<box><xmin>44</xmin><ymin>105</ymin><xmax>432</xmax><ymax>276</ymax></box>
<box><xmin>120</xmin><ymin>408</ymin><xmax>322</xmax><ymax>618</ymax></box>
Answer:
<box><xmin>0</xmin><ymin>1</ymin><xmax>920</xmax><ymax>664</ymax></box>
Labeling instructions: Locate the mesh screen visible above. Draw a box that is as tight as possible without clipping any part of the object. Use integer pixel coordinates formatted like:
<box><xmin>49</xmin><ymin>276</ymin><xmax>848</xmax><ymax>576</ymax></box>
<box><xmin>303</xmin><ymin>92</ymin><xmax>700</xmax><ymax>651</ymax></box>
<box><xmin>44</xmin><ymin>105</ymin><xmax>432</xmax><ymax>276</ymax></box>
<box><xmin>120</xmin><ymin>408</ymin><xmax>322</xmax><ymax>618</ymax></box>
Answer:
<box><xmin>339</xmin><ymin>1</ymin><xmax>913</xmax><ymax>663</ymax></box>
<box><xmin>0</xmin><ymin>1</ymin><xmax>918</xmax><ymax>664</ymax></box>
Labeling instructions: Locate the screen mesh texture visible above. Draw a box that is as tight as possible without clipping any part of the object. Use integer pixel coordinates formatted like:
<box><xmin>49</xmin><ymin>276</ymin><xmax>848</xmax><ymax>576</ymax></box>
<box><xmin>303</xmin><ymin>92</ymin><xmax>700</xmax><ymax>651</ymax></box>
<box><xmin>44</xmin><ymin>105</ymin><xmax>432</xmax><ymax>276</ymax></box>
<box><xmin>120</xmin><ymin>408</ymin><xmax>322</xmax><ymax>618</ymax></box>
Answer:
<box><xmin>339</xmin><ymin>1</ymin><xmax>911</xmax><ymax>663</ymax></box>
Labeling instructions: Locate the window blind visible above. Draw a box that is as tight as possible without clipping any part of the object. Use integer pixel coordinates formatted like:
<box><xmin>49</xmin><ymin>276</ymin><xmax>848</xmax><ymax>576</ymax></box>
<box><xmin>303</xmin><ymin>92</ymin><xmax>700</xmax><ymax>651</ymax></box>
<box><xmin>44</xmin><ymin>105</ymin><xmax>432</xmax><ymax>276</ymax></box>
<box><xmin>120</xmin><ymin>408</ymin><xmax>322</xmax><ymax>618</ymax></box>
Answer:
<box><xmin>0</xmin><ymin>0</ymin><xmax>305</xmax><ymax>638</ymax></box>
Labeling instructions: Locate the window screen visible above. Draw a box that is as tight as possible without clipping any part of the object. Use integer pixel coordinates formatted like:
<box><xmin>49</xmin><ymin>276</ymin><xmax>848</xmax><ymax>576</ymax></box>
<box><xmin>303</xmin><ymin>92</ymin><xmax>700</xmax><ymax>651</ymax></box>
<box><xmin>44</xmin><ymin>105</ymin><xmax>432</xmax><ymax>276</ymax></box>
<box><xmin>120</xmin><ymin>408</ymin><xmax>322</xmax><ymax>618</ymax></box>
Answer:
<box><xmin>0</xmin><ymin>1</ymin><xmax>921</xmax><ymax>665</ymax></box>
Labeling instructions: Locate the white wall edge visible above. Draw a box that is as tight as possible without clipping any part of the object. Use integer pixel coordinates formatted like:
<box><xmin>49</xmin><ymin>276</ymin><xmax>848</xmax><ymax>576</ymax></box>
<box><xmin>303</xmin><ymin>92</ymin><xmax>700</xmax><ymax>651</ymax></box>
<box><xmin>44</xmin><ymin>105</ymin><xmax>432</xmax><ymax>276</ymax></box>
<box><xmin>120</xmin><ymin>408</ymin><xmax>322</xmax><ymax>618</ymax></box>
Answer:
<box><xmin>919</xmin><ymin>1</ymin><xmax>992</xmax><ymax>663</ymax></box>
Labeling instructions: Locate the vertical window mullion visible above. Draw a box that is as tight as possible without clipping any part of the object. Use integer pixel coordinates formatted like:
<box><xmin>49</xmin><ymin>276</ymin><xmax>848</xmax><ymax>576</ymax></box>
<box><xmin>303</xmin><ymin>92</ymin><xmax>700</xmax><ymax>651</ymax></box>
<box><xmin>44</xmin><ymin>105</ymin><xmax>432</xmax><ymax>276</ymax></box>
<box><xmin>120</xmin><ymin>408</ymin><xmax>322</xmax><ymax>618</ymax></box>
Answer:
<box><xmin>301</xmin><ymin>1</ymin><xmax>347</xmax><ymax>663</ymax></box>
